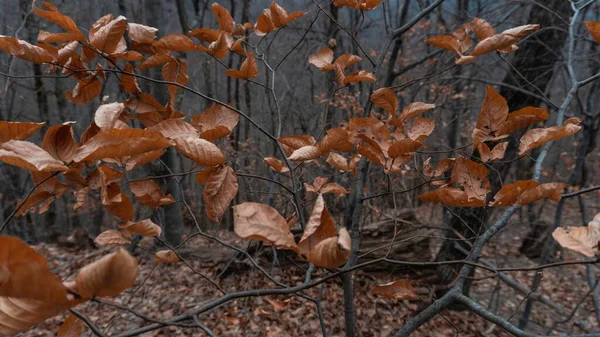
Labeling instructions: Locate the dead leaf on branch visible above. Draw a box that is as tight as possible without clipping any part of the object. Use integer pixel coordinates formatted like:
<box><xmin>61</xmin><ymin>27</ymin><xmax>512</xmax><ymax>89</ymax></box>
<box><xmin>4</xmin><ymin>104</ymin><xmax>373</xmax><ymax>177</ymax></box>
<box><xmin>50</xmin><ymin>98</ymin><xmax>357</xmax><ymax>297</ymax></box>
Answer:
<box><xmin>371</xmin><ymin>280</ymin><xmax>420</xmax><ymax>301</ymax></box>
<box><xmin>553</xmin><ymin>213</ymin><xmax>600</xmax><ymax>257</ymax></box>
<box><xmin>233</xmin><ymin>202</ymin><xmax>298</xmax><ymax>252</ymax></box>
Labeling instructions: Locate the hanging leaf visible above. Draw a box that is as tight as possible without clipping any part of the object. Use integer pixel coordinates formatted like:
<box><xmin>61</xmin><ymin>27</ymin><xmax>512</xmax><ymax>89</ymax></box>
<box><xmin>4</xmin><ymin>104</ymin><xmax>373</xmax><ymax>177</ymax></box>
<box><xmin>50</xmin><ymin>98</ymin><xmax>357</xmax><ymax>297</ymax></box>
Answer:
<box><xmin>450</xmin><ymin>156</ymin><xmax>490</xmax><ymax>201</ymax></box>
<box><xmin>33</xmin><ymin>2</ymin><xmax>85</xmax><ymax>41</ymax></box>
<box><xmin>398</xmin><ymin>102</ymin><xmax>436</xmax><ymax>121</ymax></box>
<box><xmin>66</xmin><ymin>76</ymin><xmax>102</xmax><ymax>105</ymax></box>
<box><xmin>119</xmin><ymin>219</ymin><xmax>162</xmax><ymax>237</ymax></box>
<box><xmin>497</xmin><ymin>106</ymin><xmax>549</xmax><ymax>136</ymax></box>
<box><xmin>162</xmin><ymin>58</ymin><xmax>189</xmax><ymax>98</ymax></box>
<box><xmin>518</xmin><ymin>118</ymin><xmax>582</xmax><ymax>155</ymax></box>
<box><xmin>72</xmin><ymin>248</ymin><xmax>138</xmax><ymax>298</ymax></box>
<box><xmin>371</xmin><ymin>88</ymin><xmax>398</xmax><ymax>115</ymax></box>
<box><xmin>147</xmin><ymin>119</ymin><xmax>198</xmax><ymax>140</ymax></box>
<box><xmin>488</xmin><ymin>180</ymin><xmax>539</xmax><ymax>207</ymax></box>
<box><xmin>516</xmin><ymin>182</ymin><xmax>567</xmax><ymax>206</ymax></box>
<box><xmin>0</xmin><ymin>121</ymin><xmax>46</xmax><ymax>143</ymax></box>
<box><xmin>57</xmin><ymin>314</ymin><xmax>83</xmax><ymax>337</ymax></box>
<box><xmin>94</xmin><ymin>230</ymin><xmax>131</xmax><ymax>246</ymax></box>
<box><xmin>154</xmin><ymin>34</ymin><xmax>198</xmax><ymax>52</ymax></box>
<box><xmin>129</xmin><ymin>179</ymin><xmax>176</xmax><ymax>209</ymax></box>
<box><xmin>203</xmin><ymin>165</ymin><xmax>238</xmax><ymax>222</ymax></box>
<box><xmin>225</xmin><ymin>51</ymin><xmax>258</xmax><ymax>79</ymax></box>
<box><xmin>127</xmin><ymin>22</ymin><xmax>157</xmax><ymax>43</ymax></box>
<box><xmin>474</xmin><ymin>86</ymin><xmax>508</xmax><ymax>141</ymax></box>
<box><xmin>233</xmin><ymin>202</ymin><xmax>298</xmax><ymax>252</ymax></box>
<box><xmin>477</xmin><ymin>142</ymin><xmax>507</xmax><ymax>163</ymax></box>
<box><xmin>90</xmin><ymin>15</ymin><xmax>127</xmax><ymax>54</ymax></box>
<box><xmin>73</xmin><ymin>128</ymin><xmax>171</xmax><ymax>162</ymax></box>
<box><xmin>298</xmin><ymin>194</ymin><xmax>337</xmax><ymax>257</ymax></box>
<box><xmin>419</xmin><ymin>188</ymin><xmax>486</xmax><ymax>207</ymax></box>
<box><xmin>308</xmin><ymin>48</ymin><xmax>334</xmax><ymax>71</ymax></box>
<box><xmin>191</xmin><ymin>103</ymin><xmax>239</xmax><ymax>141</ymax></box>
<box><xmin>120</xmin><ymin>63</ymin><xmax>142</xmax><ymax>94</ymax></box>
<box><xmin>472</xmin><ymin>24</ymin><xmax>540</xmax><ymax>56</ymax></box>
<box><xmin>307</xmin><ymin>227</ymin><xmax>351</xmax><ymax>268</ymax></box>
<box><xmin>0</xmin><ymin>35</ymin><xmax>56</xmax><ymax>64</ymax></box>
<box><xmin>0</xmin><ymin>236</ymin><xmax>68</xmax><ymax>302</ymax></box>
<box><xmin>94</xmin><ymin>102</ymin><xmax>126</xmax><ymax>131</ymax></box>
<box><xmin>154</xmin><ymin>250</ymin><xmax>180</xmax><ymax>263</ymax></box>
<box><xmin>0</xmin><ymin>140</ymin><xmax>68</xmax><ymax>172</ymax></box>
<box><xmin>318</xmin><ymin>128</ymin><xmax>352</xmax><ymax>153</ymax></box>
<box><xmin>371</xmin><ymin>280</ymin><xmax>420</xmax><ymax>300</ymax></box>
<box><xmin>173</xmin><ymin>136</ymin><xmax>225</xmax><ymax>166</ymax></box>
<box><xmin>264</xmin><ymin>156</ymin><xmax>289</xmax><ymax>173</ymax></box>
<box><xmin>289</xmin><ymin>145</ymin><xmax>321</xmax><ymax>162</ymax></box>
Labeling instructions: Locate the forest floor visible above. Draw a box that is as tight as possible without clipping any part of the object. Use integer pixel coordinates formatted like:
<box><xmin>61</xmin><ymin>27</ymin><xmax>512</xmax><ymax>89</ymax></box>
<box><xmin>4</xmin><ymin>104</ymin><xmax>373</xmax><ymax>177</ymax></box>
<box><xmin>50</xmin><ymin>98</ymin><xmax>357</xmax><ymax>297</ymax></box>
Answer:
<box><xmin>23</xmin><ymin>203</ymin><xmax>600</xmax><ymax>337</ymax></box>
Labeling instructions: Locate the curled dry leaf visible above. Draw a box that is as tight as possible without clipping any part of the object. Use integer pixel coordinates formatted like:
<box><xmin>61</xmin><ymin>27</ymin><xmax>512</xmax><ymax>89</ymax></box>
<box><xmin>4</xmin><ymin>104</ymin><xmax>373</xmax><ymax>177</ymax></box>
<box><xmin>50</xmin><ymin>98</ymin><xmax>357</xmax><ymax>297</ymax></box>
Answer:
<box><xmin>278</xmin><ymin>135</ymin><xmax>316</xmax><ymax>156</ymax></box>
<box><xmin>298</xmin><ymin>194</ymin><xmax>337</xmax><ymax>257</ymax></box>
<box><xmin>0</xmin><ymin>121</ymin><xmax>45</xmax><ymax>143</ymax></box>
<box><xmin>147</xmin><ymin>119</ymin><xmax>198</xmax><ymax>140</ymax></box>
<box><xmin>129</xmin><ymin>179</ymin><xmax>176</xmax><ymax>209</ymax></box>
<box><xmin>489</xmin><ymin>180</ymin><xmax>539</xmax><ymax>207</ymax></box>
<box><xmin>173</xmin><ymin>136</ymin><xmax>225</xmax><ymax>167</ymax></box>
<box><xmin>57</xmin><ymin>314</ymin><xmax>83</xmax><ymax>337</ymax></box>
<box><xmin>73</xmin><ymin>128</ymin><xmax>172</xmax><ymax>162</ymax></box>
<box><xmin>192</xmin><ymin>103</ymin><xmax>240</xmax><ymax>141</ymax></box>
<box><xmin>307</xmin><ymin>227</ymin><xmax>351</xmax><ymax>268</ymax></box>
<box><xmin>474</xmin><ymin>86</ymin><xmax>508</xmax><ymax>141</ymax></box>
<box><xmin>233</xmin><ymin>202</ymin><xmax>298</xmax><ymax>252</ymax></box>
<box><xmin>477</xmin><ymin>141</ymin><xmax>508</xmax><ymax>163</ymax></box>
<box><xmin>94</xmin><ymin>230</ymin><xmax>131</xmax><ymax>246</ymax></box>
<box><xmin>289</xmin><ymin>145</ymin><xmax>321</xmax><ymax>162</ymax></box>
<box><xmin>162</xmin><ymin>58</ymin><xmax>189</xmax><ymax>98</ymax></box>
<box><xmin>0</xmin><ymin>35</ymin><xmax>56</xmax><ymax>64</ymax></box>
<box><xmin>66</xmin><ymin>76</ymin><xmax>102</xmax><ymax>105</ymax></box>
<box><xmin>42</xmin><ymin>122</ymin><xmax>78</xmax><ymax>163</ymax></box>
<box><xmin>398</xmin><ymin>102</ymin><xmax>436</xmax><ymax>121</ymax></box>
<box><xmin>471</xmin><ymin>24</ymin><xmax>540</xmax><ymax>56</ymax></box>
<box><xmin>33</xmin><ymin>2</ymin><xmax>85</xmax><ymax>41</ymax></box>
<box><xmin>155</xmin><ymin>250</ymin><xmax>180</xmax><ymax>263</ymax></box>
<box><xmin>518</xmin><ymin>118</ymin><xmax>582</xmax><ymax>155</ymax></box>
<box><xmin>154</xmin><ymin>34</ymin><xmax>198</xmax><ymax>52</ymax></box>
<box><xmin>90</xmin><ymin>15</ymin><xmax>127</xmax><ymax>54</ymax></box>
<box><xmin>516</xmin><ymin>182</ymin><xmax>567</xmax><ymax>206</ymax></box>
<box><xmin>370</xmin><ymin>87</ymin><xmax>398</xmax><ymax>115</ymax></box>
<box><xmin>120</xmin><ymin>63</ymin><xmax>142</xmax><ymax>94</ymax></box>
<box><xmin>419</xmin><ymin>188</ymin><xmax>486</xmax><ymax>207</ymax></box>
<box><xmin>552</xmin><ymin>213</ymin><xmax>600</xmax><ymax>257</ymax></box>
<box><xmin>212</xmin><ymin>3</ymin><xmax>235</xmax><ymax>33</ymax></box>
<box><xmin>127</xmin><ymin>23</ymin><xmax>157</xmax><ymax>43</ymax></box>
<box><xmin>326</xmin><ymin>152</ymin><xmax>349</xmax><ymax>172</ymax></box>
<box><xmin>0</xmin><ymin>140</ymin><xmax>68</xmax><ymax>172</ymax></box>
<box><xmin>371</xmin><ymin>280</ymin><xmax>420</xmax><ymax>301</ymax></box>
<box><xmin>264</xmin><ymin>156</ymin><xmax>289</xmax><ymax>173</ymax></box>
<box><xmin>318</xmin><ymin>128</ymin><xmax>352</xmax><ymax>153</ymax></box>
<box><xmin>308</xmin><ymin>48</ymin><xmax>334</xmax><ymax>70</ymax></box>
<box><xmin>388</xmin><ymin>138</ymin><xmax>423</xmax><ymax>158</ymax></box>
<box><xmin>203</xmin><ymin>165</ymin><xmax>239</xmax><ymax>222</ymax></box>
<box><xmin>585</xmin><ymin>21</ymin><xmax>600</xmax><ymax>44</ymax></box>
<box><xmin>119</xmin><ymin>219</ymin><xmax>162</xmax><ymax>237</ymax></box>
<box><xmin>225</xmin><ymin>51</ymin><xmax>258</xmax><ymax>79</ymax></box>
<box><xmin>73</xmin><ymin>248</ymin><xmax>138</xmax><ymax>298</ymax></box>
<box><xmin>95</xmin><ymin>102</ymin><xmax>125</xmax><ymax>131</ymax></box>
<box><xmin>0</xmin><ymin>236</ymin><xmax>68</xmax><ymax>302</ymax></box>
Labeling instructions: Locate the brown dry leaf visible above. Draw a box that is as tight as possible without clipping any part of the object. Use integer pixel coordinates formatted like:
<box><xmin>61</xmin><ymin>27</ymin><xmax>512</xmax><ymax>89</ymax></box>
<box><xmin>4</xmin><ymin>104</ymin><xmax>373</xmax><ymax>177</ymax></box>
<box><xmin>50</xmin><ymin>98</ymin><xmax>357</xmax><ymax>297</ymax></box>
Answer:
<box><xmin>203</xmin><ymin>165</ymin><xmax>238</xmax><ymax>222</ymax></box>
<box><xmin>33</xmin><ymin>2</ymin><xmax>85</xmax><ymax>41</ymax></box>
<box><xmin>450</xmin><ymin>156</ymin><xmax>490</xmax><ymax>201</ymax></box>
<box><xmin>95</xmin><ymin>102</ymin><xmax>125</xmax><ymax>131</ymax></box>
<box><xmin>94</xmin><ymin>230</ymin><xmax>131</xmax><ymax>246</ymax></box>
<box><xmin>475</xmin><ymin>86</ymin><xmax>508</xmax><ymax>141</ymax></box>
<box><xmin>189</xmin><ymin>28</ymin><xmax>221</xmax><ymax>43</ymax></box>
<box><xmin>90</xmin><ymin>15</ymin><xmax>127</xmax><ymax>54</ymax></box>
<box><xmin>407</xmin><ymin>117</ymin><xmax>435</xmax><ymax>140</ymax></box>
<box><xmin>0</xmin><ymin>140</ymin><xmax>68</xmax><ymax>172</ymax></box>
<box><xmin>154</xmin><ymin>34</ymin><xmax>198</xmax><ymax>52</ymax></box>
<box><xmin>162</xmin><ymin>58</ymin><xmax>189</xmax><ymax>98</ymax></box>
<box><xmin>155</xmin><ymin>250</ymin><xmax>180</xmax><ymax>263</ymax></box>
<box><xmin>423</xmin><ymin>157</ymin><xmax>454</xmax><ymax>177</ymax></box>
<box><xmin>269</xmin><ymin>2</ymin><xmax>304</xmax><ymax>27</ymax></box>
<box><xmin>212</xmin><ymin>3</ymin><xmax>236</xmax><ymax>33</ymax></box>
<box><xmin>307</xmin><ymin>227</ymin><xmax>351</xmax><ymax>268</ymax></box>
<box><xmin>497</xmin><ymin>106</ymin><xmax>549</xmax><ymax>136</ymax></box>
<box><xmin>0</xmin><ymin>236</ymin><xmax>68</xmax><ymax>302</ymax></box>
<box><xmin>388</xmin><ymin>138</ymin><xmax>423</xmax><ymax>158</ymax></box>
<box><xmin>0</xmin><ymin>121</ymin><xmax>45</xmax><ymax>143</ymax></box>
<box><xmin>101</xmin><ymin>183</ymin><xmax>133</xmax><ymax>221</ymax></box>
<box><xmin>192</xmin><ymin>103</ymin><xmax>240</xmax><ymax>141</ymax></box>
<box><xmin>586</xmin><ymin>21</ymin><xmax>600</xmax><ymax>44</ymax></box>
<box><xmin>173</xmin><ymin>136</ymin><xmax>225</xmax><ymax>166</ymax></box>
<box><xmin>73</xmin><ymin>128</ymin><xmax>171</xmax><ymax>162</ymax></box>
<box><xmin>477</xmin><ymin>141</ymin><xmax>508</xmax><ymax>163</ymax></box>
<box><xmin>147</xmin><ymin>119</ymin><xmax>198</xmax><ymax>140</ymax></box>
<box><xmin>73</xmin><ymin>187</ymin><xmax>89</xmax><ymax>211</ymax></box>
<box><xmin>342</xmin><ymin>70</ymin><xmax>376</xmax><ymax>86</ymax></box>
<box><xmin>298</xmin><ymin>194</ymin><xmax>337</xmax><ymax>257</ymax></box>
<box><xmin>230</xmin><ymin>37</ymin><xmax>247</xmax><ymax>56</ymax></box>
<box><xmin>129</xmin><ymin>179</ymin><xmax>175</xmax><ymax>209</ymax></box>
<box><xmin>398</xmin><ymin>102</ymin><xmax>436</xmax><ymax>121</ymax></box>
<box><xmin>289</xmin><ymin>145</ymin><xmax>321</xmax><ymax>162</ymax></box>
<box><xmin>371</xmin><ymin>88</ymin><xmax>398</xmax><ymax>115</ymax></box>
<box><xmin>66</xmin><ymin>76</ymin><xmax>102</xmax><ymax>104</ymax></box>
<box><xmin>0</xmin><ymin>35</ymin><xmax>56</xmax><ymax>64</ymax></box>
<box><xmin>137</xmin><ymin>53</ymin><xmax>172</xmax><ymax>70</ymax></box>
<box><xmin>371</xmin><ymin>280</ymin><xmax>420</xmax><ymax>300</ymax></box>
<box><xmin>426</xmin><ymin>35</ymin><xmax>461</xmax><ymax>54</ymax></box>
<box><xmin>516</xmin><ymin>182</ymin><xmax>567</xmax><ymax>206</ymax></box>
<box><xmin>471</xmin><ymin>17</ymin><xmax>495</xmax><ymax>40</ymax></box>
<box><xmin>128</xmin><ymin>23</ymin><xmax>157</xmax><ymax>43</ymax></box>
<box><xmin>308</xmin><ymin>48</ymin><xmax>334</xmax><ymax>71</ymax></box>
<box><xmin>357</xmin><ymin>138</ymin><xmax>385</xmax><ymax>166</ymax></box>
<box><xmin>318</xmin><ymin>128</ymin><xmax>352</xmax><ymax>153</ymax></box>
<box><xmin>233</xmin><ymin>202</ymin><xmax>298</xmax><ymax>252</ymax></box>
<box><xmin>278</xmin><ymin>135</ymin><xmax>317</xmax><ymax>156</ymax></box>
<box><xmin>472</xmin><ymin>24</ymin><xmax>540</xmax><ymax>56</ymax></box>
<box><xmin>73</xmin><ymin>248</ymin><xmax>138</xmax><ymax>298</ymax></box>
<box><xmin>518</xmin><ymin>118</ymin><xmax>582</xmax><ymax>155</ymax></box>
<box><xmin>419</xmin><ymin>188</ymin><xmax>486</xmax><ymax>207</ymax></box>
<box><xmin>204</xmin><ymin>32</ymin><xmax>232</xmax><ymax>59</ymax></box>
<box><xmin>42</xmin><ymin>122</ymin><xmax>78</xmax><ymax>163</ymax></box>
<box><xmin>264</xmin><ymin>156</ymin><xmax>289</xmax><ymax>173</ymax></box>
<box><xmin>57</xmin><ymin>314</ymin><xmax>83</xmax><ymax>337</ymax></box>
<box><xmin>119</xmin><ymin>219</ymin><xmax>162</xmax><ymax>237</ymax></box>
<box><xmin>225</xmin><ymin>51</ymin><xmax>258</xmax><ymax>79</ymax></box>
<box><xmin>326</xmin><ymin>152</ymin><xmax>348</xmax><ymax>172</ymax></box>
<box><xmin>553</xmin><ymin>213</ymin><xmax>600</xmax><ymax>257</ymax></box>
<box><xmin>488</xmin><ymin>180</ymin><xmax>539</xmax><ymax>207</ymax></box>
<box><xmin>120</xmin><ymin>64</ymin><xmax>142</xmax><ymax>95</ymax></box>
